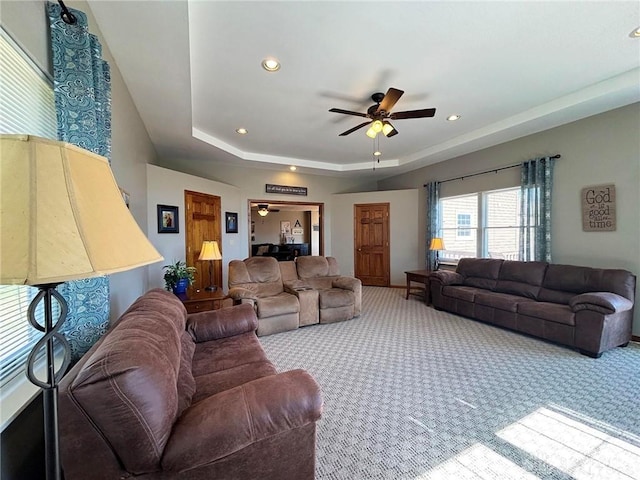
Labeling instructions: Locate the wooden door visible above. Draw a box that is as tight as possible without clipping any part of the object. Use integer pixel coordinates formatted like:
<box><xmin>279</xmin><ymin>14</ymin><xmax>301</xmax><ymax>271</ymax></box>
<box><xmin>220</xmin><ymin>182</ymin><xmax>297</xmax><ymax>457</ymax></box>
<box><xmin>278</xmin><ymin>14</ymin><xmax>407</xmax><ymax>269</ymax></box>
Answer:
<box><xmin>185</xmin><ymin>190</ymin><xmax>222</xmax><ymax>292</ymax></box>
<box><xmin>354</xmin><ymin>203</ymin><xmax>390</xmax><ymax>286</ymax></box>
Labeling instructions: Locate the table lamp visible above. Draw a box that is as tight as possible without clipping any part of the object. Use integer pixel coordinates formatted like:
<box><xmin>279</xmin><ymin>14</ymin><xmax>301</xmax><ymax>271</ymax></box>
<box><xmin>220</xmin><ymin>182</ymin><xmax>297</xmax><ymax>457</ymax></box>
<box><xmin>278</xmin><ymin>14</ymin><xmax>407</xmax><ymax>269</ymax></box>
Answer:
<box><xmin>0</xmin><ymin>134</ymin><xmax>163</xmax><ymax>480</ymax></box>
<box><xmin>198</xmin><ymin>240</ymin><xmax>222</xmax><ymax>291</ymax></box>
<box><xmin>429</xmin><ymin>237</ymin><xmax>445</xmax><ymax>271</ymax></box>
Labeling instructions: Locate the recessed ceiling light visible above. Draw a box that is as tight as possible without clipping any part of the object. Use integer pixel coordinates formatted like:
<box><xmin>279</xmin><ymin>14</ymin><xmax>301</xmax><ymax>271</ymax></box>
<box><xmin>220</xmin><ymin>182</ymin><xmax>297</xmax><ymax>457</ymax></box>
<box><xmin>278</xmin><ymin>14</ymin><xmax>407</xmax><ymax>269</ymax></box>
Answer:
<box><xmin>236</xmin><ymin>128</ymin><xmax>248</xmax><ymax>135</ymax></box>
<box><xmin>630</xmin><ymin>27</ymin><xmax>640</xmax><ymax>38</ymax></box>
<box><xmin>289</xmin><ymin>166</ymin><xmax>297</xmax><ymax>171</ymax></box>
<box><xmin>447</xmin><ymin>114</ymin><xmax>461</xmax><ymax>121</ymax></box>
<box><xmin>261</xmin><ymin>58</ymin><xmax>281</xmax><ymax>72</ymax></box>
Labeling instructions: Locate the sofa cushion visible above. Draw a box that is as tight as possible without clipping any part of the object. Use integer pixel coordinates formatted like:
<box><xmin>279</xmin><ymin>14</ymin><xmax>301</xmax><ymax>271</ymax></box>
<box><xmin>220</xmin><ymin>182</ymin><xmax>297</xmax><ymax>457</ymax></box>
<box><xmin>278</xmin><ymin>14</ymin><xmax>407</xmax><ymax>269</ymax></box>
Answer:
<box><xmin>442</xmin><ymin>285</ymin><xmax>483</xmax><ymax>303</ymax></box>
<box><xmin>517</xmin><ymin>301</ymin><xmax>575</xmax><ymax>326</ymax></box>
<box><xmin>475</xmin><ymin>291</ymin><xmax>535</xmax><ymax>312</ymax></box>
<box><xmin>193</xmin><ymin>361</ymin><xmax>278</xmax><ymax>402</ymax></box>
<box><xmin>494</xmin><ymin>261</ymin><xmax>547</xmax><ymax>299</ymax></box>
<box><xmin>540</xmin><ymin>264</ymin><xmax>636</xmax><ymax>303</ymax></box>
<box><xmin>296</xmin><ymin>256</ymin><xmax>331</xmax><ymax>278</ymax></box>
<box><xmin>256</xmin><ymin>292</ymin><xmax>299</xmax><ymax>318</ymax></box>
<box><xmin>318</xmin><ymin>289</ymin><xmax>354</xmax><ymax>309</ymax></box>
<box><xmin>69</xmin><ymin>289</ymin><xmax>185</xmax><ymax>474</ymax></box>
<box><xmin>177</xmin><ymin>331</ymin><xmax>196</xmax><ymax>417</ymax></box>
<box><xmin>192</xmin><ymin>331</ymin><xmax>271</xmax><ymax>376</ymax></box>
<box><xmin>457</xmin><ymin>258</ymin><xmax>503</xmax><ymax>290</ymax></box>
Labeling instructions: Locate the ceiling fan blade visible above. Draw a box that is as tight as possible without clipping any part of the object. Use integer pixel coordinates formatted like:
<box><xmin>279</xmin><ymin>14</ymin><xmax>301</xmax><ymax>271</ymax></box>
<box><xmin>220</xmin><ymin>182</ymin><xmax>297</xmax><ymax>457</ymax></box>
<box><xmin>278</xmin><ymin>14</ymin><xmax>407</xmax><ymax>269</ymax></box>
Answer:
<box><xmin>377</xmin><ymin>87</ymin><xmax>404</xmax><ymax>113</ymax></box>
<box><xmin>329</xmin><ymin>108</ymin><xmax>368</xmax><ymax>118</ymax></box>
<box><xmin>390</xmin><ymin>108</ymin><xmax>436</xmax><ymax>120</ymax></box>
<box><xmin>339</xmin><ymin>121</ymin><xmax>371</xmax><ymax>136</ymax></box>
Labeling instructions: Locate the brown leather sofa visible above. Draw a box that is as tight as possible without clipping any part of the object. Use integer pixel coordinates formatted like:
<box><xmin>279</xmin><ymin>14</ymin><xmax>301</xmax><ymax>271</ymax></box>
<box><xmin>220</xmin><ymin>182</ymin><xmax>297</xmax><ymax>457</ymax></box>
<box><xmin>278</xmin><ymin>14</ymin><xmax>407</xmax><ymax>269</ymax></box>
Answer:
<box><xmin>430</xmin><ymin>258</ymin><xmax>636</xmax><ymax>357</ymax></box>
<box><xmin>58</xmin><ymin>288</ymin><xmax>323</xmax><ymax>479</ymax></box>
<box><xmin>228</xmin><ymin>256</ymin><xmax>361</xmax><ymax>335</ymax></box>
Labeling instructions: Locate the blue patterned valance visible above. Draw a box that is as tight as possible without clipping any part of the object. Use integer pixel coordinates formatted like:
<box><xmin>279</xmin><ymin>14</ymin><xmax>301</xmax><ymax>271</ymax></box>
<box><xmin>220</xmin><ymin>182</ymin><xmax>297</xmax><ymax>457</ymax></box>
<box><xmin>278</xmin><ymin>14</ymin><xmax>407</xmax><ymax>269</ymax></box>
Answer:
<box><xmin>47</xmin><ymin>2</ymin><xmax>111</xmax><ymax>359</ymax></box>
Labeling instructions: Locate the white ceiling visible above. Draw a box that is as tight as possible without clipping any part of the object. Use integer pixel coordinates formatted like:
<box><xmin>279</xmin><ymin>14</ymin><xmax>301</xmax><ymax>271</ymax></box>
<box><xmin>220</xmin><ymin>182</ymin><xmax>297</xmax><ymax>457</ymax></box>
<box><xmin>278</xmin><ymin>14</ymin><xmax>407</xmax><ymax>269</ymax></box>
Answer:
<box><xmin>88</xmin><ymin>1</ymin><xmax>640</xmax><ymax>179</ymax></box>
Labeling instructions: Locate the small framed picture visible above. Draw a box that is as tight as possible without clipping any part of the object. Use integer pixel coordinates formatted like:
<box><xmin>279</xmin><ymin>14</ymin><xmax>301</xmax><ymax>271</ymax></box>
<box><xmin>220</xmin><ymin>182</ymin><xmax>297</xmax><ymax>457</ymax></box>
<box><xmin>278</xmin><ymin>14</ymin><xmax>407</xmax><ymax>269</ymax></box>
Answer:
<box><xmin>157</xmin><ymin>205</ymin><xmax>179</xmax><ymax>233</ymax></box>
<box><xmin>226</xmin><ymin>212</ymin><xmax>238</xmax><ymax>233</ymax></box>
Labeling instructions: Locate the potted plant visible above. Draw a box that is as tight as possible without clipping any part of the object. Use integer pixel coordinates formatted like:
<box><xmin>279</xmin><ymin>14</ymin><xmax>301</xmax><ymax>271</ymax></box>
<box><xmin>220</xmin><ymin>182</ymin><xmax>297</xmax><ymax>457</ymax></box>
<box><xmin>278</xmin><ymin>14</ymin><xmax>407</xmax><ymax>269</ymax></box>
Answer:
<box><xmin>163</xmin><ymin>260</ymin><xmax>197</xmax><ymax>295</ymax></box>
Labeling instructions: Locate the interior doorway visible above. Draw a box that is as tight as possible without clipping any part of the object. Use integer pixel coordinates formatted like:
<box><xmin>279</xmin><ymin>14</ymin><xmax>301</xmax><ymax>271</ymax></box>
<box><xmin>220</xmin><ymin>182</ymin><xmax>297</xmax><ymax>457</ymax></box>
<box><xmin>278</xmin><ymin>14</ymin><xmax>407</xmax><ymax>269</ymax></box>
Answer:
<box><xmin>354</xmin><ymin>203</ymin><xmax>390</xmax><ymax>286</ymax></box>
<box><xmin>185</xmin><ymin>190</ymin><xmax>222</xmax><ymax>291</ymax></box>
<box><xmin>248</xmin><ymin>200</ymin><xmax>324</xmax><ymax>260</ymax></box>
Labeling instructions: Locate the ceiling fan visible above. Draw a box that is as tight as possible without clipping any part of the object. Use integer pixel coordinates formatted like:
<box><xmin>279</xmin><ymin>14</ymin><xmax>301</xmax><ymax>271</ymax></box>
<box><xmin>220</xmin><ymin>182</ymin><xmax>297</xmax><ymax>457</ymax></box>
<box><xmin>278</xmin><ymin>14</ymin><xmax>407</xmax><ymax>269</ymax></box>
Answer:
<box><xmin>329</xmin><ymin>87</ymin><xmax>436</xmax><ymax>138</ymax></box>
<box><xmin>256</xmin><ymin>204</ymin><xmax>279</xmax><ymax>217</ymax></box>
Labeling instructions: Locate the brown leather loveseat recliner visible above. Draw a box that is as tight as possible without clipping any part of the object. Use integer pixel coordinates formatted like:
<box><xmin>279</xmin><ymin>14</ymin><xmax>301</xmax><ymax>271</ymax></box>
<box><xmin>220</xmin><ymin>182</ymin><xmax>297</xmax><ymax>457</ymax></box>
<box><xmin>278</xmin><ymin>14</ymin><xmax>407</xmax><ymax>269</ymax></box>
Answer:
<box><xmin>59</xmin><ymin>288</ymin><xmax>323</xmax><ymax>479</ymax></box>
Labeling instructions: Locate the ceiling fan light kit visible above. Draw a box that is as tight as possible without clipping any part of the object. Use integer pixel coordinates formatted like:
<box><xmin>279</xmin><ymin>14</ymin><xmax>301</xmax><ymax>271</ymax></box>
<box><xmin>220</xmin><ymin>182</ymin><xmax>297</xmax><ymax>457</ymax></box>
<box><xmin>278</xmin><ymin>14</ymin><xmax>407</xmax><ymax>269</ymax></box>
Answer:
<box><xmin>330</xmin><ymin>87</ymin><xmax>436</xmax><ymax>139</ymax></box>
<box><xmin>257</xmin><ymin>204</ymin><xmax>269</xmax><ymax>216</ymax></box>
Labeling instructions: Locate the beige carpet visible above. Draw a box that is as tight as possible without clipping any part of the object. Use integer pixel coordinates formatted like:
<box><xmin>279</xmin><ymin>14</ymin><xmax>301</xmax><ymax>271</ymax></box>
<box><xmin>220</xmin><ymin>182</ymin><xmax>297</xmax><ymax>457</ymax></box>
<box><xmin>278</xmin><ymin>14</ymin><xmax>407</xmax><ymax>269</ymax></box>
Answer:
<box><xmin>259</xmin><ymin>286</ymin><xmax>640</xmax><ymax>480</ymax></box>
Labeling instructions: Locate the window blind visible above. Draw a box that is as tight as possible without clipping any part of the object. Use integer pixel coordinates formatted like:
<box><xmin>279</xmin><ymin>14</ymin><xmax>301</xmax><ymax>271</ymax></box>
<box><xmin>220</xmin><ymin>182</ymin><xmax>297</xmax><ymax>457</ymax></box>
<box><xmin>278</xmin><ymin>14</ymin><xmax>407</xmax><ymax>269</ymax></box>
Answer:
<box><xmin>0</xmin><ymin>28</ymin><xmax>57</xmax><ymax>387</ymax></box>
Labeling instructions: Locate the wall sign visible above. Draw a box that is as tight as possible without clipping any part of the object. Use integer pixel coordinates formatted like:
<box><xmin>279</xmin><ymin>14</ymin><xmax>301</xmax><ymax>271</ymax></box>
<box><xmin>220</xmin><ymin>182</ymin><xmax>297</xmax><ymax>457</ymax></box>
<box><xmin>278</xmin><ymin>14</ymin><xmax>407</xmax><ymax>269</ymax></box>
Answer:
<box><xmin>266</xmin><ymin>184</ymin><xmax>308</xmax><ymax>196</ymax></box>
<box><xmin>581</xmin><ymin>184</ymin><xmax>616</xmax><ymax>232</ymax></box>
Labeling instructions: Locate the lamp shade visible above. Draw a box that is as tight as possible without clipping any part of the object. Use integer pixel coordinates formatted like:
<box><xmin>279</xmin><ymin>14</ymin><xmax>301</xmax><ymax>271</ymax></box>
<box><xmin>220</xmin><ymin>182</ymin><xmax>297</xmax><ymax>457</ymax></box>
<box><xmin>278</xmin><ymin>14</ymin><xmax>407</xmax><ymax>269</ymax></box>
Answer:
<box><xmin>0</xmin><ymin>134</ymin><xmax>163</xmax><ymax>285</ymax></box>
<box><xmin>198</xmin><ymin>240</ymin><xmax>222</xmax><ymax>261</ymax></box>
<box><xmin>429</xmin><ymin>238</ymin><xmax>445</xmax><ymax>251</ymax></box>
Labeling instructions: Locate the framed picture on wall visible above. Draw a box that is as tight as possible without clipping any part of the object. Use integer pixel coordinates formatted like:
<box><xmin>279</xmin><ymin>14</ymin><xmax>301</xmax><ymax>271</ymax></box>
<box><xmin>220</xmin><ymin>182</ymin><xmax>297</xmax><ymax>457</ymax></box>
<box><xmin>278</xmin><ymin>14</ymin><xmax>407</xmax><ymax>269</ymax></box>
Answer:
<box><xmin>226</xmin><ymin>212</ymin><xmax>238</xmax><ymax>233</ymax></box>
<box><xmin>157</xmin><ymin>204</ymin><xmax>179</xmax><ymax>233</ymax></box>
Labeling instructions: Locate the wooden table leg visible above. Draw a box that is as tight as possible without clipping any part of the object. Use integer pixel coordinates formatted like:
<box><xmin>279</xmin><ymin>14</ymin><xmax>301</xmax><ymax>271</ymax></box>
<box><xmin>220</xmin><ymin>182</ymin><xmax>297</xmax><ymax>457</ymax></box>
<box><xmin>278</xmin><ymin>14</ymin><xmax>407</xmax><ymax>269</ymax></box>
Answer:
<box><xmin>406</xmin><ymin>276</ymin><xmax>411</xmax><ymax>299</ymax></box>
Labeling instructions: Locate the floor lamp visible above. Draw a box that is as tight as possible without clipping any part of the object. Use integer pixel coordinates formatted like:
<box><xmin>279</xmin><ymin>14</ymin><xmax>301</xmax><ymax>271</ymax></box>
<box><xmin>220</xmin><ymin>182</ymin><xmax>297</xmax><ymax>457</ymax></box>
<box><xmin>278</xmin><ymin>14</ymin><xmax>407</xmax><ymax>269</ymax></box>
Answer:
<box><xmin>198</xmin><ymin>240</ymin><xmax>222</xmax><ymax>291</ymax></box>
<box><xmin>429</xmin><ymin>237</ymin><xmax>445</xmax><ymax>271</ymax></box>
<box><xmin>0</xmin><ymin>134</ymin><xmax>163</xmax><ymax>480</ymax></box>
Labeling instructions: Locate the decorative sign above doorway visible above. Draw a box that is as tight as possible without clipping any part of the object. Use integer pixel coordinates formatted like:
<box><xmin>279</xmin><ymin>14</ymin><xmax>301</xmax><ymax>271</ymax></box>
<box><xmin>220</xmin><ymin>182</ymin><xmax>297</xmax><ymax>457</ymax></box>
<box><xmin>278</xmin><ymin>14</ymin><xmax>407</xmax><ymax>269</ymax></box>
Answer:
<box><xmin>266</xmin><ymin>184</ymin><xmax>308</xmax><ymax>196</ymax></box>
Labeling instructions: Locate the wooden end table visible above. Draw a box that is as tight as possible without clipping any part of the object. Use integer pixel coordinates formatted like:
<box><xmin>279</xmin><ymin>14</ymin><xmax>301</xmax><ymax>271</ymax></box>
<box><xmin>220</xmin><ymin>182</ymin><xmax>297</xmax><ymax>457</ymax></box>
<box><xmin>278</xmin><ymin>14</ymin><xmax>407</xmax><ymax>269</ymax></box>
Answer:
<box><xmin>404</xmin><ymin>270</ymin><xmax>432</xmax><ymax>304</ymax></box>
<box><xmin>177</xmin><ymin>289</ymin><xmax>232</xmax><ymax>314</ymax></box>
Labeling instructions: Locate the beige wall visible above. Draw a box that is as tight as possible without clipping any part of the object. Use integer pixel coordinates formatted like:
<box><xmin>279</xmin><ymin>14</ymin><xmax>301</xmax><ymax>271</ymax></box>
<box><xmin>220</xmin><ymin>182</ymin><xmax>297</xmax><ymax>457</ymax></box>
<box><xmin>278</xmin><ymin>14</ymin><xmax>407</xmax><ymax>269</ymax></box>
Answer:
<box><xmin>331</xmin><ymin>189</ymin><xmax>421</xmax><ymax>285</ymax></box>
<box><xmin>1</xmin><ymin>0</ymin><xmax>158</xmax><ymax>319</ymax></box>
<box><xmin>153</xmin><ymin>157</ymin><xmax>380</xmax><ymax>259</ymax></box>
<box><xmin>146</xmin><ymin>165</ymin><xmax>243</xmax><ymax>291</ymax></box>
<box><xmin>379</xmin><ymin>103</ymin><xmax>640</xmax><ymax>334</ymax></box>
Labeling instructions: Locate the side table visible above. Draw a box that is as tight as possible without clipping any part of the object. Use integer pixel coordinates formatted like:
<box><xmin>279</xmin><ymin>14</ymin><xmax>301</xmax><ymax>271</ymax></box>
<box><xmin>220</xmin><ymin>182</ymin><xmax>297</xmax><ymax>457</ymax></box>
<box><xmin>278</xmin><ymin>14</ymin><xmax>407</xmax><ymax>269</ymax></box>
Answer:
<box><xmin>178</xmin><ymin>289</ymin><xmax>232</xmax><ymax>314</ymax></box>
<box><xmin>404</xmin><ymin>270</ymin><xmax>432</xmax><ymax>304</ymax></box>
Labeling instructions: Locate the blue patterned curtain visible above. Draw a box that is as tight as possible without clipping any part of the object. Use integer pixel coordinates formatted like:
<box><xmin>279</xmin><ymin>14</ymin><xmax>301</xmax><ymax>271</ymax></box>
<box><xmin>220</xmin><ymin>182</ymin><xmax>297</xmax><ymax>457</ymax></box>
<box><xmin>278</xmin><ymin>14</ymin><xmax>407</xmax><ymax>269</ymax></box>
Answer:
<box><xmin>519</xmin><ymin>157</ymin><xmax>555</xmax><ymax>262</ymax></box>
<box><xmin>47</xmin><ymin>2</ymin><xmax>111</xmax><ymax>360</ymax></box>
<box><xmin>425</xmin><ymin>181</ymin><xmax>440</xmax><ymax>270</ymax></box>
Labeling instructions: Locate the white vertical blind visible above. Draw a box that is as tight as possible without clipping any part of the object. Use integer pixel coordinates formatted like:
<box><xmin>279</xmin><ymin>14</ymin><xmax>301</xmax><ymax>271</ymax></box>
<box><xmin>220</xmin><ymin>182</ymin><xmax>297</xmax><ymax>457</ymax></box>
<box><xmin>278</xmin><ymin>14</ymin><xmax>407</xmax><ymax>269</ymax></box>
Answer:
<box><xmin>0</xmin><ymin>28</ymin><xmax>58</xmax><ymax>387</ymax></box>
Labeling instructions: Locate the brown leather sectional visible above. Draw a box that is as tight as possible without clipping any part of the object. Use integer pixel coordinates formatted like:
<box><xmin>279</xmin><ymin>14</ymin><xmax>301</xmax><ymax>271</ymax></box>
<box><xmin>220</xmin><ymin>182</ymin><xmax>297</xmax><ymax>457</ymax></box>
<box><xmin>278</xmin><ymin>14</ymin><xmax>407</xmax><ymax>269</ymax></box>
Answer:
<box><xmin>58</xmin><ymin>289</ymin><xmax>322</xmax><ymax>479</ymax></box>
<box><xmin>430</xmin><ymin>258</ymin><xmax>636</xmax><ymax>357</ymax></box>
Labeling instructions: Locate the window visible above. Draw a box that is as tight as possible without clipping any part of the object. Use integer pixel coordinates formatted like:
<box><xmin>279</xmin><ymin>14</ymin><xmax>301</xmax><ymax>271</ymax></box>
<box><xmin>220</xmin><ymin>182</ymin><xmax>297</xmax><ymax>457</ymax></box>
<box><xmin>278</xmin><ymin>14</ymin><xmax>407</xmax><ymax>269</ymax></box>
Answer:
<box><xmin>440</xmin><ymin>194</ymin><xmax>478</xmax><ymax>261</ymax></box>
<box><xmin>0</xmin><ymin>28</ymin><xmax>57</xmax><ymax>390</ymax></box>
<box><xmin>439</xmin><ymin>187</ymin><xmax>524</xmax><ymax>263</ymax></box>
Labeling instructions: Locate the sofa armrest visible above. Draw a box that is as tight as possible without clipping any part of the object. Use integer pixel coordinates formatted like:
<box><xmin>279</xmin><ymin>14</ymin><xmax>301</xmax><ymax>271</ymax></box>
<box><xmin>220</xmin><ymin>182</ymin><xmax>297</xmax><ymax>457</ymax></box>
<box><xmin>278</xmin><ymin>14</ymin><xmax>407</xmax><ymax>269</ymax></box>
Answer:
<box><xmin>332</xmin><ymin>276</ymin><xmax>361</xmax><ymax>292</ymax></box>
<box><xmin>161</xmin><ymin>369</ymin><xmax>323</xmax><ymax>472</ymax></box>
<box><xmin>228</xmin><ymin>286</ymin><xmax>258</xmax><ymax>301</ymax></box>
<box><xmin>283</xmin><ymin>280</ymin><xmax>313</xmax><ymax>293</ymax></box>
<box><xmin>430</xmin><ymin>270</ymin><xmax>463</xmax><ymax>286</ymax></box>
<box><xmin>569</xmin><ymin>292</ymin><xmax>633</xmax><ymax>315</ymax></box>
<box><xmin>187</xmin><ymin>303</ymin><xmax>258</xmax><ymax>342</ymax></box>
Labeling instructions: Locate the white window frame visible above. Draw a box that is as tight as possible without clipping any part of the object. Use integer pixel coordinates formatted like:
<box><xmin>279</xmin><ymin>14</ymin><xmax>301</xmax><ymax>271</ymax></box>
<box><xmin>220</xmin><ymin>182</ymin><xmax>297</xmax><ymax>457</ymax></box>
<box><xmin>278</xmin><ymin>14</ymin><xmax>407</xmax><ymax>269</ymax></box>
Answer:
<box><xmin>439</xmin><ymin>186</ymin><xmax>523</xmax><ymax>264</ymax></box>
<box><xmin>0</xmin><ymin>27</ymin><xmax>58</xmax><ymax>430</ymax></box>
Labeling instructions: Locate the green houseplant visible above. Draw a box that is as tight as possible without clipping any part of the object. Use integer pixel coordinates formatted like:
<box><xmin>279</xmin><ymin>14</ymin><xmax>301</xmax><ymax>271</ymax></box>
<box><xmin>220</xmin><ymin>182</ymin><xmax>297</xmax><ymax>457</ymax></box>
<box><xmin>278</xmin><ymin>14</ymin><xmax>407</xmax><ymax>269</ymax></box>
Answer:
<box><xmin>163</xmin><ymin>260</ymin><xmax>197</xmax><ymax>294</ymax></box>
